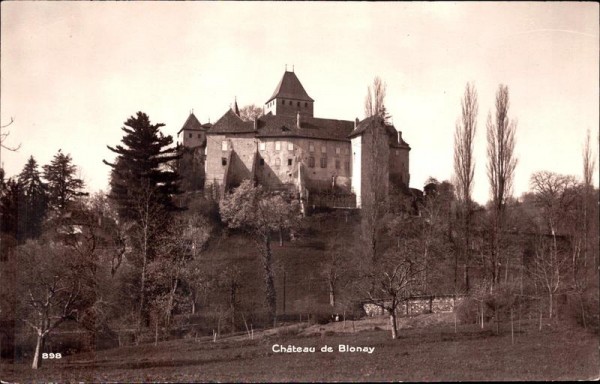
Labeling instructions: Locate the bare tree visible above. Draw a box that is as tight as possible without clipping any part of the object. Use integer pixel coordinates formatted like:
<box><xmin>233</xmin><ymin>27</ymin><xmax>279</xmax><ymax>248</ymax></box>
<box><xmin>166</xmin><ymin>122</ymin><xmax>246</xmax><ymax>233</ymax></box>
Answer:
<box><xmin>17</xmin><ymin>241</ymin><xmax>90</xmax><ymax>369</ymax></box>
<box><xmin>361</xmin><ymin>249</ymin><xmax>423</xmax><ymax>339</ymax></box>
<box><xmin>364</xmin><ymin>76</ymin><xmax>389</xmax><ymax>121</ymax></box>
<box><xmin>1</xmin><ymin>117</ymin><xmax>21</xmax><ymax>152</ymax></box>
<box><xmin>486</xmin><ymin>84</ymin><xmax>518</xmax><ymax>288</ymax></box>
<box><xmin>239</xmin><ymin>104</ymin><xmax>264</xmax><ymax>122</ymax></box>
<box><xmin>453</xmin><ymin>82</ymin><xmax>478</xmax><ymax>292</ymax></box>
<box><xmin>581</xmin><ymin>129</ymin><xmax>596</xmax><ymax>269</ymax></box>
<box><xmin>219</xmin><ymin>180</ymin><xmax>301</xmax><ymax>323</ymax></box>
<box><xmin>529</xmin><ymin>171</ymin><xmax>579</xmax><ymax>318</ymax></box>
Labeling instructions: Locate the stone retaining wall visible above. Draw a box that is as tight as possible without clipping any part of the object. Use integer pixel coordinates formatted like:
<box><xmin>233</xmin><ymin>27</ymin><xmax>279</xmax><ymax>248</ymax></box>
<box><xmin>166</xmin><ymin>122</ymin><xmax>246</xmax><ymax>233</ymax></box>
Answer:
<box><xmin>363</xmin><ymin>295</ymin><xmax>464</xmax><ymax>317</ymax></box>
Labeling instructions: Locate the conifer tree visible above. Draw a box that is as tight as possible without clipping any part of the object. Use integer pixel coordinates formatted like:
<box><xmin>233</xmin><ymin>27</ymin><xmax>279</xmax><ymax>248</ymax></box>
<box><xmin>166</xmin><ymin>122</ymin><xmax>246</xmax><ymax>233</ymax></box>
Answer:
<box><xmin>103</xmin><ymin>111</ymin><xmax>181</xmax><ymax>334</ymax></box>
<box><xmin>104</xmin><ymin>111</ymin><xmax>181</xmax><ymax>222</ymax></box>
<box><xmin>43</xmin><ymin>150</ymin><xmax>85</xmax><ymax>212</ymax></box>
<box><xmin>18</xmin><ymin>156</ymin><xmax>47</xmax><ymax>240</ymax></box>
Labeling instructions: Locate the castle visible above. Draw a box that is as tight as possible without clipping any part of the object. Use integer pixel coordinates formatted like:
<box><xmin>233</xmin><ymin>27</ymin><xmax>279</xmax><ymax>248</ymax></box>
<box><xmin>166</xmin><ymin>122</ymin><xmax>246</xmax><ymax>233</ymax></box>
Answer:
<box><xmin>177</xmin><ymin>70</ymin><xmax>411</xmax><ymax>208</ymax></box>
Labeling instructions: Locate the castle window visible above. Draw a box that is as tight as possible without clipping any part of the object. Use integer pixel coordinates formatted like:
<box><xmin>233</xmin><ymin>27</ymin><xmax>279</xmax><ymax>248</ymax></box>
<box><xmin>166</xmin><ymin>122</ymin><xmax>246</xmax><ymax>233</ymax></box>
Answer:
<box><xmin>259</xmin><ymin>158</ymin><xmax>265</xmax><ymax>166</ymax></box>
<box><xmin>305</xmin><ymin>102</ymin><xmax>308</xmax><ymax>107</ymax></box>
<box><xmin>259</xmin><ymin>142</ymin><xmax>266</xmax><ymax>151</ymax></box>
<box><xmin>275</xmin><ymin>158</ymin><xmax>281</xmax><ymax>166</ymax></box>
<box><xmin>275</xmin><ymin>141</ymin><xmax>281</xmax><ymax>151</ymax></box>
<box><xmin>308</xmin><ymin>157</ymin><xmax>315</xmax><ymax>168</ymax></box>
<box><xmin>297</xmin><ymin>102</ymin><xmax>300</xmax><ymax>107</ymax></box>
<box><xmin>189</xmin><ymin>133</ymin><xmax>192</xmax><ymax>138</ymax></box>
<box><xmin>320</xmin><ymin>157</ymin><xmax>327</xmax><ymax>168</ymax></box>
<box><xmin>344</xmin><ymin>161</ymin><xmax>350</xmax><ymax>171</ymax></box>
<box><xmin>198</xmin><ymin>134</ymin><xmax>201</xmax><ymax>138</ymax></box>
<box><xmin>282</xmin><ymin>100</ymin><xmax>285</xmax><ymax>105</ymax></box>
<box><xmin>309</xmin><ymin>142</ymin><xmax>315</xmax><ymax>152</ymax></box>
<box><xmin>335</xmin><ymin>147</ymin><xmax>341</xmax><ymax>155</ymax></box>
<box><xmin>221</xmin><ymin>141</ymin><xmax>228</xmax><ymax>151</ymax></box>
<box><xmin>321</xmin><ymin>145</ymin><xmax>326</xmax><ymax>154</ymax></box>
<box><xmin>335</xmin><ymin>159</ymin><xmax>340</xmax><ymax>169</ymax></box>
<box><xmin>288</xmin><ymin>159</ymin><xmax>292</xmax><ymax>166</ymax></box>
<box><xmin>221</xmin><ymin>157</ymin><xmax>227</xmax><ymax>166</ymax></box>
<box><xmin>287</xmin><ymin>142</ymin><xmax>293</xmax><ymax>150</ymax></box>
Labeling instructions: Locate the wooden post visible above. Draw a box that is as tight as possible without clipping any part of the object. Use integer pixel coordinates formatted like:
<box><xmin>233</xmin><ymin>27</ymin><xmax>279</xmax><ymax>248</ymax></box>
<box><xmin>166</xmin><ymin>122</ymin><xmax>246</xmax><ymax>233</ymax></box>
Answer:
<box><xmin>283</xmin><ymin>269</ymin><xmax>286</xmax><ymax>315</ymax></box>
<box><xmin>510</xmin><ymin>307</ymin><xmax>514</xmax><ymax>345</ymax></box>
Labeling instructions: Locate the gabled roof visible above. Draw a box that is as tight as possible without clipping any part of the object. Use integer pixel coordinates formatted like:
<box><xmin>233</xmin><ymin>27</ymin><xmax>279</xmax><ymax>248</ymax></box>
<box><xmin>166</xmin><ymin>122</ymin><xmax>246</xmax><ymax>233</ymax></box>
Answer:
<box><xmin>177</xmin><ymin>113</ymin><xmax>205</xmax><ymax>134</ymax></box>
<box><xmin>207</xmin><ymin>109</ymin><xmax>354</xmax><ymax>141</ymax></box>
<box><xmin>348</xmin><ymin>116</ymin><xmax>411</xmax><ymax>148</ymax></box>
<box><xmin>266</xmin><ymin>71</ymin><xmax>314</xmax><ymax>103</ymax></box>
<box><xmin>347</xmin><ymin>116</ymin><xmax>383</xmax><ymax>138</ymax></box>
<box><xmin>207</xmin><ymin>108</ymin><xmax>255</xmax><ymax>134</ymax></box>
<box><xmin>256</xmin><ymin>114</ymin><xmax>353</xmax><ymax>141</ymax></box>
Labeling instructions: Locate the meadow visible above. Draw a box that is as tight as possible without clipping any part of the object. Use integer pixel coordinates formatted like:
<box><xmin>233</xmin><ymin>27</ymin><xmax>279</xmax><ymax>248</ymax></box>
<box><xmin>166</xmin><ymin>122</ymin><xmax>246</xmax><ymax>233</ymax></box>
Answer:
<box><xmin>2</xmin><ymin>313</ymin><xmax>597</xmax><ymax>382</ymax></box>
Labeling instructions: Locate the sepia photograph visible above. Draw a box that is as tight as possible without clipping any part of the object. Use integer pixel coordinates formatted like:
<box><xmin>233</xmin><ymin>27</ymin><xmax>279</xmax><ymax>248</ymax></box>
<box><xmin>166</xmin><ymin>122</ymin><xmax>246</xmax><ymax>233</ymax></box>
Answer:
<box><xmin>0</xmin><ymin>1</ymin><xmax>598</xmax><ymax>382</ymax></box>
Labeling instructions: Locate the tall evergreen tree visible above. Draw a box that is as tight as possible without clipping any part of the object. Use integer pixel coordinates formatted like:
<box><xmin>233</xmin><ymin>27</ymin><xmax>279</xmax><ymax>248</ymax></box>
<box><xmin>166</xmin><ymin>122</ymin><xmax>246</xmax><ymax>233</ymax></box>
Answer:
<box><xmin>103</xmin><ymin>112</ymin><xmax>181</xmax><ymax>334</ymax></box>
<box><xmin>0</xmin><ymin>178</ymin><xmax>20</xmax><ymax>239</ymax></box>
<box><xmin>104</xmin><ymin>111</ymin><xmax>181</xmax><ymax>221</ymax></box>
<box><xmin>18</xmin><ymin>156</ymin><xmax>47</xmax><ymax>239</ymax></box>
<box><xmin>43</xmin><ymin>150</ymin><xmax>85</xmax><ymax>212</ymax></box>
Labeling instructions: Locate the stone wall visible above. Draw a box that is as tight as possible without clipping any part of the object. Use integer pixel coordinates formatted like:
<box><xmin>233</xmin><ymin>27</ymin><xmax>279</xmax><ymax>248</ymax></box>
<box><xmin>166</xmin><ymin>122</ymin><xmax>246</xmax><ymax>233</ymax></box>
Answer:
<box><xmin>363</xmin><ymin>295</ymin><xmax>464</xmax><ymax>317</ymax></box>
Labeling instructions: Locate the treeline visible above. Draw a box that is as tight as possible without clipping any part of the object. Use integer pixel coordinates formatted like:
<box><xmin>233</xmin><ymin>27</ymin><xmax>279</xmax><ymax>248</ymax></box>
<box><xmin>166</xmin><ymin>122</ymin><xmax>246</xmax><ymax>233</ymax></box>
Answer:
<box><xmin>0</xmin><ymin>82</ymin><xmax>598</xmax><ymax>369</ymax></box>
<box><xmin>354</xmin><ymin>80</ymin><xmax>599</xmax><ymax>339</ymax></box>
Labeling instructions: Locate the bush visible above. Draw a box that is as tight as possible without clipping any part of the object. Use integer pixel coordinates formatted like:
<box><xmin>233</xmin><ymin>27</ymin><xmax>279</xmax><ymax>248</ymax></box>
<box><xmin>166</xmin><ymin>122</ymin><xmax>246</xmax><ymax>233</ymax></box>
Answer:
<box><xmin>456</xmin><ymin>297</ymin><xmax>479</xmax><ymax>324</ymax></box>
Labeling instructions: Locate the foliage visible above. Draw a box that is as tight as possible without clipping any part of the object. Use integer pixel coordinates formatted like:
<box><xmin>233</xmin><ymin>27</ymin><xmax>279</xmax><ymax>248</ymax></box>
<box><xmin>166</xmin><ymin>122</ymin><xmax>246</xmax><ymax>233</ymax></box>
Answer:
<box><xmin>238</xmin><ymin>104</ymin><xmax>264</xmax><ymax>122</ymax></box>
<box><xmin>104</xmin><ymin>111</ymin><xmax>181</xmax><ymax>222</ymax></box>
<box><xmin>220</xmin><ymin>180</ymin><xmax>301</xmax><ymax>321</ymax></box>
<box><xmin>42</xmin><ymin>149</ymin><xmax>86</xmax><ymax>213</ymax></box>
<box><xmin>18</xmin><ymin>156</ymin><xmax>48</xmax><ymax>241</ymax></box>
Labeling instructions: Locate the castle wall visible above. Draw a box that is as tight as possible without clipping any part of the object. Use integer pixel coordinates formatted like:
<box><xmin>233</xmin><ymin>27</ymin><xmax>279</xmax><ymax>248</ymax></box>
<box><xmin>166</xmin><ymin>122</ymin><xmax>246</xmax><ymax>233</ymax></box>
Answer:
<box><xmin>389</xmin><ymin>147</ymin><xmax>410</xmax><ymax>188</ymax></box>
<box><xmin>265</xmin><ymin>98</ymin><xmax>314</xmax><ymax>118</ymax></box>
<box><xmin>351</xmin><ymin>136</ymin><xmax>362</xmax><ymax>207</ymax></box>
<box><xmin>204</xmin><ymin>133</ymin><xmax>256</xmax><ymax>190</ymax></box>
<box><xmin>181</xmin><ymin>130</ymin><xmax>205</xmax><ymax>148</ymax></box>
<box><xmin>256</xmin><ymin>137</ymin><xmax>352</xmax><ymax>191</ymax></box>
<box><xmin>356</xmin><ymin>125</ymin><xmax>390</xmax><ymax>208</ymax></box>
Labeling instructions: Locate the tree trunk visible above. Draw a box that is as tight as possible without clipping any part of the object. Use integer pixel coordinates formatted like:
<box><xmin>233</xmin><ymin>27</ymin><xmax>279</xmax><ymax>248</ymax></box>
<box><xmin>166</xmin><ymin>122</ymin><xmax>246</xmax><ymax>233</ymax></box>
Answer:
<box><xmin>389</xmin><ymin>310</ymin><xmax>398</xmax><ymax>339</ymax></box>
<box><xmin>329</xmin><ymin>281</ymin><xmax>335</xmax><ymax>307</ymax></box>
<box><xmin>279</xmin><ymin>228</ymin><xmax>283</xmax><ymax>247</ymax></box>
<box><xmin>548</xmin><ymin>291</ymin><xmax>553</xmax><ymax>319</ymax></box>
<box><xmin>32</xmin><ymin>333</ymin><xmax>45</xmax><ymax>369</ymax></box>
<box><xmin>262</xmin><ymin>236</ymin><xmax>276</xmax><ymax>322</ymax></box>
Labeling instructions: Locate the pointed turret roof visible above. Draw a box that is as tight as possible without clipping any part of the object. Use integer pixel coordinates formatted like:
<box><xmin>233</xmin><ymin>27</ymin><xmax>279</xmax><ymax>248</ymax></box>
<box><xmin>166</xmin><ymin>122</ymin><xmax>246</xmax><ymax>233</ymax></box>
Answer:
<box><xmin>233</xmin><ymin>97</ymin><xmax>240</xmax><ymax>116</ymax></box>
<box><xmin>266</xmin><ymin>71</ymin><xmax>314</xmax><ymax>103</ymax></box>
<box><xmin>177</xmin><ymin>112</ymin><xmax>204</xmax><ymax>134</ymax></box>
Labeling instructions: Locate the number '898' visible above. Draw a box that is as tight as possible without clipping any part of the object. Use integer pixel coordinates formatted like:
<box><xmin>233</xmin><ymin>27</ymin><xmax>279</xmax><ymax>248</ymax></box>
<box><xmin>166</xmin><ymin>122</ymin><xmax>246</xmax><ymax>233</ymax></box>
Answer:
<box><xmin>42</xmin><ymin>353</ymin><xmax>62</xmax><ymax>359</ymax></box>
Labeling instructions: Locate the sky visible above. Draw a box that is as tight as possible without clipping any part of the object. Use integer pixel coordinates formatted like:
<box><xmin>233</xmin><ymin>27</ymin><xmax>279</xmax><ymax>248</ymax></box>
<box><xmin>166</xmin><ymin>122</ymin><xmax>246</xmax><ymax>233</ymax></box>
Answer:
<box><xmin>1</xmin><ymin>2</ymin><xmax>598</xmax><ymax>204</ymax></box>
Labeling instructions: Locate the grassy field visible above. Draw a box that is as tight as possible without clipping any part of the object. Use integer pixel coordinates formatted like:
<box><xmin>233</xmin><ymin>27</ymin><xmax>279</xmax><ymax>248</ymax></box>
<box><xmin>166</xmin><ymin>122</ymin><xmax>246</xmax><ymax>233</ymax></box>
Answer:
<box><xmin>2</xmin><ymin>313</ymin><xmax>598</xmax><ymax>382</ymax></box>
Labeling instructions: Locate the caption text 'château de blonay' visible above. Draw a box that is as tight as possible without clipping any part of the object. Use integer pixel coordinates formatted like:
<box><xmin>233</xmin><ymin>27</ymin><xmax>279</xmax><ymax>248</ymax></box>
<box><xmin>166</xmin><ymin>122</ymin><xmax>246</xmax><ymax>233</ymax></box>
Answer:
<box><xmin>271</xmin><ymin>344</ymin><xmax>375</xmax><ymax>354</ymax></box>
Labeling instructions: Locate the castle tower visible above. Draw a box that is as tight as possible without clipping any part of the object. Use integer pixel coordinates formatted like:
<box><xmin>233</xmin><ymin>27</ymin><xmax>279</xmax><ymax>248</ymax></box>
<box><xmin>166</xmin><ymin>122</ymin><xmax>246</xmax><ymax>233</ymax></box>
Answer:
<box><xmin>264</xmin><ymin>70</ymin><xmax>314</xmax><ymax>118</ymax></box>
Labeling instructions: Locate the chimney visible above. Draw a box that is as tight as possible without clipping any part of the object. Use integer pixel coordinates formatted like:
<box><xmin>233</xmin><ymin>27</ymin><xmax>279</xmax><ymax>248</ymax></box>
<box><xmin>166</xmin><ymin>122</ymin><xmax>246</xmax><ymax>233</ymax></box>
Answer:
<box><xmin>398</xmin><ymin>131</ymin><xmax>402</xmax><ymax>143</ymax></box>
<box><xmin>296</xmin><ymin>111</ymin><xmax>300</xmax><ymax>129</ymax></box>
<box><xmin>354</xmin><ymin>118</ymin><xmax>359</xmax><ymax>130</ymax></box>
<box><xmin>253</xmin><ymin>118</ymin><xmax>258</xmax><ymax>131</ymax></box>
